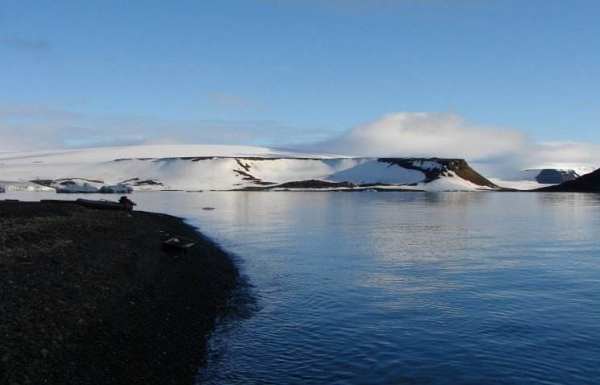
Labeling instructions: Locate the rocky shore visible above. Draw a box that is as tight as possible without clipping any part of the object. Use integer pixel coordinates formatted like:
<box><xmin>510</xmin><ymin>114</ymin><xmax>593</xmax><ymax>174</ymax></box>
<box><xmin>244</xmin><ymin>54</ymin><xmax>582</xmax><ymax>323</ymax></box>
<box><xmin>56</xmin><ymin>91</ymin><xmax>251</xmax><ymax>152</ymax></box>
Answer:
<box><xmin>0</xmin><ymin>200</ymin><xmax>239</xmax><ymax>385</ymax></box>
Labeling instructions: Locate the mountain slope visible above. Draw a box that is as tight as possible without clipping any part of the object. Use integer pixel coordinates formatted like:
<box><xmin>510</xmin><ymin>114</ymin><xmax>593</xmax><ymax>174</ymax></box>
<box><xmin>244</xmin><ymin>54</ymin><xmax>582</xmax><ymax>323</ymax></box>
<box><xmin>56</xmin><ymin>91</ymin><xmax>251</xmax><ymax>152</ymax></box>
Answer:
<box><xmin>537</xmin><ymin>169</ymin><xmax>600</xmax><ymax>192</ymax></box>
<box><xmin>0</xmin><ymin>145</ymin><xmax>498</xmax><ymax>192</ymax></box>
<box><xmin>520</xmin><ymin>169</ymin><xmax>580</xmax><ymax>184</ymax></box>
<box><xmin>380</xmin><ymin>158</ymin><xmax>497</xmax><ymax>188</ymax></box>
<box><xmin>492</xmin><ymin>167</ymin><xmax>598</xmax><ymax>190</ymax></box>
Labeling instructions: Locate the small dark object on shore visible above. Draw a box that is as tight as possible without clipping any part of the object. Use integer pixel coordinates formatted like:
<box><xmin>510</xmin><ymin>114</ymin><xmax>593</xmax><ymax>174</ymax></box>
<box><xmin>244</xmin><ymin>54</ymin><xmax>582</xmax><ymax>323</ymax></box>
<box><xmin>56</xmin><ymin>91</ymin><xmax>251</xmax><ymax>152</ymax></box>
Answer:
<box><xmin>76</xmin><ymin>198</ymin><xmax>124</xmax><ymax>210</ymax></box>
<box><xmin>119</xmin><ymin>195</ymin><xmax>136</xmax><ymax>211</ymax></box>
<box><xmin>75</xmin><ymin>196</ymin><xmax>137</xmax><ymax>211</ymax></box>
<box><xmin>162</xmin><ymin>236</ymin><xmax>197</xmax><ymax>252</ymax></box>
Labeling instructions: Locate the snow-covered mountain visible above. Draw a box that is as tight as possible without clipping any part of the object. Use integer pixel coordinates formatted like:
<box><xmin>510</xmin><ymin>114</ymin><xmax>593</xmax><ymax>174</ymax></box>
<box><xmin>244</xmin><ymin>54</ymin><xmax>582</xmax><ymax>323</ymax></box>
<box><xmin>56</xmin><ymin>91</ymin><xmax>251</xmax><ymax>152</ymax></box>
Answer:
<box><xmin>493</xmin><ymin>166</ymin><xmax>600</xmax><ymax>190</ymax></box>
<box><xmin>0</xmin><ymin>145</ymin><xmax>498</xmax><ymax>192</ymax></box>
<box><xmin>520</xmin><ymin>168</ymin><xmax>581</xmax><ymax>184</ymax></box>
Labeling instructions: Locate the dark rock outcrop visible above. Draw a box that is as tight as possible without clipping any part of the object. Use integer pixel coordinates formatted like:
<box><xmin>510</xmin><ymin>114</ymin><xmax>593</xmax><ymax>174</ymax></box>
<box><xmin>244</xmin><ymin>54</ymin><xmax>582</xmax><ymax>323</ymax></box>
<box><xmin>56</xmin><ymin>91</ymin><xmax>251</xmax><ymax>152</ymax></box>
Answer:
<box><xmin>267</xmin><ymin>179</ymin><xmax>357</xmax><ymax>189</ymax></box>
<box><xmin>533</xmin><ymin>169</ymin><xmax>579</xmax><ymax>184</ymax></box>
<box><xmin>378</xmin><ymin>158</ymin><xmax>498</xmax><ymax>188</ymax></box>
<box><xmin>537</xmin><ymin>169</ymin><xmax>600</xmax><ymax>192</ymax></box>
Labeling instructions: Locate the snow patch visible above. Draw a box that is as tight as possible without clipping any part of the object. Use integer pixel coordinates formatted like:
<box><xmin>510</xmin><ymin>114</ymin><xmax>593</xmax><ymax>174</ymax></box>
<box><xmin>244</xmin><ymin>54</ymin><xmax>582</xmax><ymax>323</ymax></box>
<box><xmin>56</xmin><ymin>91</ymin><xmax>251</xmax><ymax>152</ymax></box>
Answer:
<box><xmin>328</xmin><ymin>159</ymin><xmax>425</xmax><ymax>185</ymax></box>
<box><xmin>413</xmin><ymin>171</ymin><xmax>493</xmax><ymax>191</ymax></box>
<box><xmin>490</xmin><ymin>179</ymin><xmax>546</xmax><ymax>191</ymax></box>
<box><xmin>0</xmin><ymin>181</ymin><xmax>54</xmax><ymax>192</ymax></box>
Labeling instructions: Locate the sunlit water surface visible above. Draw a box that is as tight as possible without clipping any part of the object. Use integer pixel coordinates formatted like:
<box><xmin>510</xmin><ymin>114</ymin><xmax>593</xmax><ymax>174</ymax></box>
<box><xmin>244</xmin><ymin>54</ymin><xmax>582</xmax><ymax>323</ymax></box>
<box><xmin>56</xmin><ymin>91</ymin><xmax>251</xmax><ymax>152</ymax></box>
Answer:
<box><xmin>7</xmin><ymin>191</ymin><xmax>600</xmax><ymax>384</ymax></box>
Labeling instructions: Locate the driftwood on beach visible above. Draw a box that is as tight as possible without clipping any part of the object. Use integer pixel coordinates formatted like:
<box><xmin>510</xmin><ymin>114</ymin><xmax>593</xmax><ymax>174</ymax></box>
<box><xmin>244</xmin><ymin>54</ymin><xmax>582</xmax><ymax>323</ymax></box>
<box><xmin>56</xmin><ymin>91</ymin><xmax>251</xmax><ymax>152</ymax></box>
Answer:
<box><xmin>76</xmin><ymin>198</ymin><xmax>134</xmax><ymax>211</ymax></box>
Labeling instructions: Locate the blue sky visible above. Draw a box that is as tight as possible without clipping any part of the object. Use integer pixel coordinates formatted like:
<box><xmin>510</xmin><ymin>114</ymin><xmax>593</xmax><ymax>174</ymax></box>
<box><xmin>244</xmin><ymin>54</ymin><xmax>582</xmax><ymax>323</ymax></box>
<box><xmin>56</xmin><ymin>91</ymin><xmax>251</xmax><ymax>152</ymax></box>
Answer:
<box><xmin>1</xmin><ymin>0</ymin><xmax>599</xmax><ymax>152</ymax></box>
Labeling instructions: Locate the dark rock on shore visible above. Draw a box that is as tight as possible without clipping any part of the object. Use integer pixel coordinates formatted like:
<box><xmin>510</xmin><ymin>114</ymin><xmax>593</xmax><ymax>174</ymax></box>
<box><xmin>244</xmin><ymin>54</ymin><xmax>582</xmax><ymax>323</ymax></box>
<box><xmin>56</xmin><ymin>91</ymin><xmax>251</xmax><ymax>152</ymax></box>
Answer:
<box><xmin>537</xmin><ymin>168</ymin><xmax>600</xmax><ymax>192</ymax></box>
<box><xmin>0</xmin><ymin>201</ymin><xmax>239</xmax><ymax>385</ymax></box>
<box><xmin>237</xmin><ymin>179</ymin><xmax>357</xmax><ymax>191</ymax></box>
<box><xmin>273</xmin><ymin>179</ymin><xmax>357</xmax><ymax>189</ymax></box>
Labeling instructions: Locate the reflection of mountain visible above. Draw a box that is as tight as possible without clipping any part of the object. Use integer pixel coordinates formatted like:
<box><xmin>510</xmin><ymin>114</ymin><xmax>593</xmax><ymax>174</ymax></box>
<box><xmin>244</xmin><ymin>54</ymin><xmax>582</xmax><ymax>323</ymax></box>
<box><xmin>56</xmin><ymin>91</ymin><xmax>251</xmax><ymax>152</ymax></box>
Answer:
<box><xmin>0</xmin><ymin>145</ymin><xmax>500</xmax><ymax>192</ymax></box>
<box><xmin>537</xmin><ymin>169</ymin><xmax>600</xmax><ymax>192</ymax></box>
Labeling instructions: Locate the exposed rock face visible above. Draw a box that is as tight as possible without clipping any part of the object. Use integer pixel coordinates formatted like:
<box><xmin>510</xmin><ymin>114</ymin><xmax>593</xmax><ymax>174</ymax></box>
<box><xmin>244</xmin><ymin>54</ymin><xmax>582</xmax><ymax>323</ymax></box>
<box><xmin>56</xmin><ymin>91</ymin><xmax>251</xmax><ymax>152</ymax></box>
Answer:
<box><xmin>379</xmin><ymin>158</ymin><xmax>498</xmax><ymax>188</ymax></box>
<box><xmin>270</xmin><ymin>180</ymin><xmax>357</xmax><ymax>189</ymax></box>
<box><xmin>537</xmin><ymin>169</ymin><xmax>600</xmax><ymax>192</ymax></box>
<box><xmin>97</xmin><ymin>184</ymin><xmax>133</xmax><ymax>194</ymax></box>
<box><xmin>119</xmin><ymin>178</ymin><xmax>165</xmax><ymax>191</ymax></box>
<box><xmin>121</xmin><ymin>178</ymin><xmax>164</xmax><ymax>186</ymax></box>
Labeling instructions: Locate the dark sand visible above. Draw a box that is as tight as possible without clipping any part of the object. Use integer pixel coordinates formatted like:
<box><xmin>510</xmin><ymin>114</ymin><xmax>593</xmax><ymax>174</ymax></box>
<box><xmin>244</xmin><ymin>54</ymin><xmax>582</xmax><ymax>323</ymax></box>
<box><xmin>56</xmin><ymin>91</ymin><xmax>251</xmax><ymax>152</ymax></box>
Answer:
<box><xmin>0</xmin><ymin>200</ymin><xmax>239</xmax><ymax>385</ymax></box>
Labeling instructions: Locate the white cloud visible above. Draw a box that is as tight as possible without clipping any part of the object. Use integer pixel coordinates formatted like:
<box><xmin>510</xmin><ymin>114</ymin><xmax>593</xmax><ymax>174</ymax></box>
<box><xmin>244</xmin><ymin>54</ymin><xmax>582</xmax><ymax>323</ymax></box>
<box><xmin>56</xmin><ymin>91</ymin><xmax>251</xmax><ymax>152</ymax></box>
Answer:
<box><xmin>524</xmin><ymin>142</ymin><xmax>600</xmax><ymax>171</ymax></box>
<box><xmin>2</xmin><ymin>104</ymin><xmax>599</xmax><ymax>177</ymax></box>
<box><xmin>306</xmin><ymin>112</ymin><xmax>600</xmax><ymax>178</ymax></box>
<box><xmin>312</xmin><ymin>112</ymin><xmax>526</xmax><ymax>159</ymax></box>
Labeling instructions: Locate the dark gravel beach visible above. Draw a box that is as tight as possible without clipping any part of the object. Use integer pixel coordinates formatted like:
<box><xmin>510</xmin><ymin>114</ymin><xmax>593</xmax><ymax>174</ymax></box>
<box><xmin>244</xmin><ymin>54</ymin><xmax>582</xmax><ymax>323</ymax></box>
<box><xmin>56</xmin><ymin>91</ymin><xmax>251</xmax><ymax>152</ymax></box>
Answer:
<box><xmin>0</xmin><ymin>200</ymin><xmax>239</xmax><ymax>385</ymax></box>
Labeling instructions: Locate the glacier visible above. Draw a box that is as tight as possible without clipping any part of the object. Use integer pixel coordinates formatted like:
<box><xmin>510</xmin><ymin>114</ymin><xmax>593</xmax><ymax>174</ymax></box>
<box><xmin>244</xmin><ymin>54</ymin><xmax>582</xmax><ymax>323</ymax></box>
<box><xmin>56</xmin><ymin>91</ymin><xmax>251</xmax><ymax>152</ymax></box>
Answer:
<box><xmin>0</xmin><ymin>145</ymin><xmax>499</xmax><ymax>192</ymax></box>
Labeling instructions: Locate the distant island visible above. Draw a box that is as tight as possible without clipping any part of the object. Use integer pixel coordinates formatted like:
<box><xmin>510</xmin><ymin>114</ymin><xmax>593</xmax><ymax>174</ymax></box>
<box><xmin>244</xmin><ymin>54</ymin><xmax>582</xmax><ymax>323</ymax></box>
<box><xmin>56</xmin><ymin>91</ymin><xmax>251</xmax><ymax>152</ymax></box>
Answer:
<box><xmin>1</xmin><ymin>145</ymin><xmax>599</xmax><ymax>193</ymax></box>
<box><xmin>537</xmin><ymin>168</ymin><xmax>600</xmax><ymax>192</ymax></box>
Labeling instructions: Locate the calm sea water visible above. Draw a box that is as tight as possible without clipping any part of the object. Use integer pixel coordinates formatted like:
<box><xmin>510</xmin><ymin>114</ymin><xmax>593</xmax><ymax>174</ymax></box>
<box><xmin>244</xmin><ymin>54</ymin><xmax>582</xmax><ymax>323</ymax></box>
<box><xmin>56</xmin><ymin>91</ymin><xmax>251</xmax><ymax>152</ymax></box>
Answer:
<box><xmin>8</xmin><ymin>191</ymin><xmax>600</xmax><ymax>384</ymax></box>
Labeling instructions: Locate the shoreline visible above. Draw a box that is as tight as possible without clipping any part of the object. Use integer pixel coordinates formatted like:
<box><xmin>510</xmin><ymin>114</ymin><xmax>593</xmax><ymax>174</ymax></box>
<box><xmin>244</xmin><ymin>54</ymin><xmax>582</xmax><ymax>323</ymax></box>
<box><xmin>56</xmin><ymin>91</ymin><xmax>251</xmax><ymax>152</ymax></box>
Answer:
<box><xmin>0</xmin><ymin>200</ymin><xmax>240</xmax><ymax>385</ymax></box>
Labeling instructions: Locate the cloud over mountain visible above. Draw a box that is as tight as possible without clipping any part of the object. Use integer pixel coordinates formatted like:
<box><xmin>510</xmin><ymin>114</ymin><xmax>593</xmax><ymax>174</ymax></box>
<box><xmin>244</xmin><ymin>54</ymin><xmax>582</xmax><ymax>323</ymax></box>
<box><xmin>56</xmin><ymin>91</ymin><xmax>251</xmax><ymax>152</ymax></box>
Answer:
<box><xmin>307</xmin><ymin>112</ymin><xmax>600</xmax><ymax>177</ymax></box>
<box><xmin>312</xmin><ymin>112</ymin><xmax>526</xmax><ymax>160</ymax></box>
<box><xmin>2</xmin><ymin>105</ymin><xmax>599</xmax><ymax>177</ymax></box>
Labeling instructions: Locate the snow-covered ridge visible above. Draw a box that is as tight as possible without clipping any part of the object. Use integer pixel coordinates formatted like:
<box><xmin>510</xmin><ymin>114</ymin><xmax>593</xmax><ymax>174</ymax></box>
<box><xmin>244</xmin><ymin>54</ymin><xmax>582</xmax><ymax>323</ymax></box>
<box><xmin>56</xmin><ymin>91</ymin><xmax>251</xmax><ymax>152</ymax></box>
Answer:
<box><xmin>0</xmin><ymin>145</ymin><xmax>497</xmax><ymax>192</ymax></box>
<box><xmin>0</xmin><ymin>145</ymin><xmax>340</xmax><ymax>164</ymax></box>
<box><xmin>521</xmin><ymin>169</ymin><xmax>579</xmax><ymax>184</ymax></box>
<box><xmin>0</xmin><ymin>181</ymin><xmax>54</xmax><ymax>193</ymax></box>
<box><xmin>493</xmin><ymin>167</ymin><xmax>598</xmax><ymax>190</ymax></box>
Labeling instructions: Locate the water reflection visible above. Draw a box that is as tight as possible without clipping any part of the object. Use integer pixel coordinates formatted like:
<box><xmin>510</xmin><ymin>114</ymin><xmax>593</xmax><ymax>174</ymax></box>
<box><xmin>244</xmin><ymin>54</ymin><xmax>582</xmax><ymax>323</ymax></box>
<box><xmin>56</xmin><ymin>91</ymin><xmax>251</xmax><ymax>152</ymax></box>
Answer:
<box><xmin>5</xmin><ymin>191</ymin><xmax>600</xmax><ymax>384</ymax></box>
